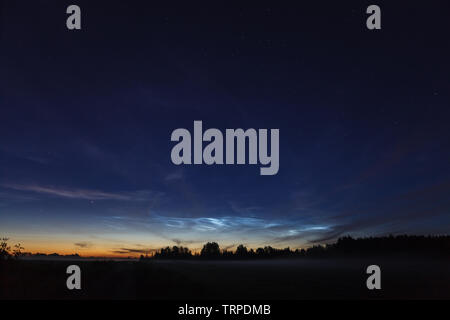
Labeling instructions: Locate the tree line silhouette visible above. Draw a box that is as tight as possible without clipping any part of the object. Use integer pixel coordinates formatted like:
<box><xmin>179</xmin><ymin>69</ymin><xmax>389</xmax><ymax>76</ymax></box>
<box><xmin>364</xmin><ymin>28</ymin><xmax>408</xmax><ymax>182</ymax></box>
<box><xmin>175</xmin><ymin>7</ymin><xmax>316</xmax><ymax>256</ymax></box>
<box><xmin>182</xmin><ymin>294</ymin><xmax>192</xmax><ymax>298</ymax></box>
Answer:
<box><xmin>1</xmin><ymin>237</ymin><xmax>81</xmax><ymax>260</ymax></box>
<box><xmin>2</xmin><ymin>235</ymin><xmax>450</xmax><ymax>261</ymax></box>
<box><xmin>144</xmin><ymin>235</ymin><xmax>450</xmax><ymax>260</ymax></box>
<box><xmin>0</xmin><ymin>237</ymin><xmax>24</xmax><ymax>260</ymax></box>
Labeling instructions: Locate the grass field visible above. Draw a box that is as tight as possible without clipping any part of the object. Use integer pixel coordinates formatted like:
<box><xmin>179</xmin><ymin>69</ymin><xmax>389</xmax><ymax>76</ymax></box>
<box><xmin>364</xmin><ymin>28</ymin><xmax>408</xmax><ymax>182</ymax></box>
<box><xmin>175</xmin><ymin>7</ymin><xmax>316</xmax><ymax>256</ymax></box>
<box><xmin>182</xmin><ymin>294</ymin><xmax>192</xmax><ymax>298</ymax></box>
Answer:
<box><xmin>1</xmin><ymin>257</ymin><xmax>449</xmax><ymax>299</ymax></box>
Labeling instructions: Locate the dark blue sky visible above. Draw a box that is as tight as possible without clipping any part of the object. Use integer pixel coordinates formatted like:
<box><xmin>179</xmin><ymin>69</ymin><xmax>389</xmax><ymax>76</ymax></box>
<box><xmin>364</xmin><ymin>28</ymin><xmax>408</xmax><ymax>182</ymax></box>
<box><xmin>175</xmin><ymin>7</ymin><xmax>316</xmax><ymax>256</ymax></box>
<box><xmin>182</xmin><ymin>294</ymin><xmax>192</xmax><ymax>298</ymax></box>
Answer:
<box><xmin>1</xmin><ymin>1</ymin><xmax>449</xmax><ymax>255</ymax></box>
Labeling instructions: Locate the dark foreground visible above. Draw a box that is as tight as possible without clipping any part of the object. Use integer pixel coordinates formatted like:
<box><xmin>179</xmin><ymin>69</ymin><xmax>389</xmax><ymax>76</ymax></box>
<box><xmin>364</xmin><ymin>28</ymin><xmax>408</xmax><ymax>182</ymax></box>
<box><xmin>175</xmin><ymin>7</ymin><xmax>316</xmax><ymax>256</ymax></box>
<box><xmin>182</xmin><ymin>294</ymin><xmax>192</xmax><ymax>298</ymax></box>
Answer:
<box><xmin>1</xmin><ymin>257</ymin><xmax>449</xmax><ymax>299</ymax></box>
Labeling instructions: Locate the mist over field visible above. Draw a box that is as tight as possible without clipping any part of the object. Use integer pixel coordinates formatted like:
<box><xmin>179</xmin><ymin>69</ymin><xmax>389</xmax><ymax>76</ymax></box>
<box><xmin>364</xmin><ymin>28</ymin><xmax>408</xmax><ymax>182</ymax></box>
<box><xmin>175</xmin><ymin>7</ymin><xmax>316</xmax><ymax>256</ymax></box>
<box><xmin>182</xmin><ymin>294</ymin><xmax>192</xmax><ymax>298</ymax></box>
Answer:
<box><xmin>2</xmin><ymin>257</ymin><xmax>450</xmax><ymax>299</ymax></box>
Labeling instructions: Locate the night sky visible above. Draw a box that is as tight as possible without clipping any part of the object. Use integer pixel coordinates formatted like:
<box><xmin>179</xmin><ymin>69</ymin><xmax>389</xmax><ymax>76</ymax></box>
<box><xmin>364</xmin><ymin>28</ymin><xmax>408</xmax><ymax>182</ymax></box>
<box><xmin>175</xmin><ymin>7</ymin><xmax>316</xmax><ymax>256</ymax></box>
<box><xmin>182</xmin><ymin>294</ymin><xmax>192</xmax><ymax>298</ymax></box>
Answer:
<box><xmin>1</xmin><ymin>1</ymin><xmax>449</xmax><ymax>256</ymax></box>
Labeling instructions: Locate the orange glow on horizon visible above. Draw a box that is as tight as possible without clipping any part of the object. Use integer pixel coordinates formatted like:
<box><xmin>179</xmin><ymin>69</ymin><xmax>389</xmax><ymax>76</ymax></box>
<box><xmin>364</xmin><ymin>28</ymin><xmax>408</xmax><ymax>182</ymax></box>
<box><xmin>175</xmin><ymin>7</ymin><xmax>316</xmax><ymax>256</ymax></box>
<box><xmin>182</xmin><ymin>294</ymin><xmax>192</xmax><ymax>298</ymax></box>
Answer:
<box><xmin>2</xmin><ymin>233</ymin><xmax>305</xmax><ymax>258</ymax></box>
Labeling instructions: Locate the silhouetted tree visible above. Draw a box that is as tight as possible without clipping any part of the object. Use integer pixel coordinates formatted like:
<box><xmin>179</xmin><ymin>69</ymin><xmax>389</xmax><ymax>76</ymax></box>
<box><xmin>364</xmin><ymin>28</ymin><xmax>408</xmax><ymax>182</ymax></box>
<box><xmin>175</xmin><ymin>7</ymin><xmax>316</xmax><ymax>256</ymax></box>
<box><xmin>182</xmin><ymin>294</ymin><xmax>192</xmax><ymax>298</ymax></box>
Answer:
<box><xmin>221</xmin><ymin>249</ymin><xmax>233</xmax><ymax>258</ymax></box>
<box><xmin>153</xmin><ymin>246</ymin><xmax>192</xmax><ymax>259</ymax></box>
<box><xmin>200</xmin><ymin>242</ymin><xmax>220</xmax><ymax>258</ymax></box>
<box><xmin>13</xmin><ymin>243</ymin><xmax>24</xmax><ymax>258</ymax></box>
<box><xmin>256</xmin><ymin>247</ymin><xmax>264</xmax><ymax>256</ymax></box>
<box><xmin>235</xmin><ymin>244</ymin><xmax>248</xmax><ymax>257</ymax></box>
<box><xmin>0</xmin><ymin>238</ymin><xmax>11</xmax><ymax>260</ymax></box>
<box><xmin>0</xmin><ymin>238</ymin><xmax>26</xmax><ymax>260</ymax></box>
<box><xmin>143</xmin><ymin>235</ymin><xmax>450</xmax><ymax>261</ymax></box>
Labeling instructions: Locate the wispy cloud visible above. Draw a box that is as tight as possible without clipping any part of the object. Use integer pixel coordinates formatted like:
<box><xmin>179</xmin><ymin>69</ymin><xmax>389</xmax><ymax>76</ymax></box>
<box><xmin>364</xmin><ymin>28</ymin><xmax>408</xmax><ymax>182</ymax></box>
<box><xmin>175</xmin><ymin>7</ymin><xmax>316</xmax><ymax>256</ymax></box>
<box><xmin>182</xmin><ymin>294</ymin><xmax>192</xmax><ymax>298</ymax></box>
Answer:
<box><xmin>152</xmin><ymin>216</ymin><xmax>281</xmax><ymax>232</ymax></box>
<box><xmin>170</xmin><ymin>238</ymin><xmax>201</xmax><ymax>246</ymax></box>
<box><xmin>2</xmin><ymin>183</ymin><xmax>161</xmax><ymax>201</ymax></box>
<box><xmin>74</xmin><ymin>241</ymin><xmax>93</xmax><ymax>249</ymax></box>
<box><xmin>0</xmin><ymin>191</ymin><xmax>38</xmax><ymax>202</ymax></box>
<box><xmin>271</xmin><ymin>225</ymin><xmax>331</xmax><ymax>243</ymax></box>
<box><xmin>103</xmin><ymin>214</ymin><xmax>335</xmax><ymax>247</ymax></box>
<box><xmin>111</xmin><ymin>247</ymin><xmax>157</xmax><ymax>255</ymax></box>
<box><xmin>164</xmin><ymin>170</ymin><xmax>184</xmax><ymax>182</ymax></box>
<box><xmin>222</xmin><ymin>244</ymin><xmax>237</xmax><ymax>250</ymax></box>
